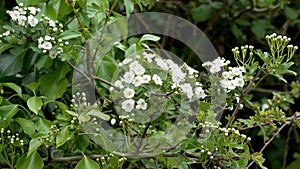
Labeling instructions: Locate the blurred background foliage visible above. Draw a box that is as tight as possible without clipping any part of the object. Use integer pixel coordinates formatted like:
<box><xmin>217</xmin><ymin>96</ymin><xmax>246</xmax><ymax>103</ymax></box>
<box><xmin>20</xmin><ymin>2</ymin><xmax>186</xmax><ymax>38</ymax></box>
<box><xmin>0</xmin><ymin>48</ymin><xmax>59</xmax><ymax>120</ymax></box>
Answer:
<box><xmin>1</xmin><ymin>0</ymin><xmax>300</xmax><ymax>168</ymax></box>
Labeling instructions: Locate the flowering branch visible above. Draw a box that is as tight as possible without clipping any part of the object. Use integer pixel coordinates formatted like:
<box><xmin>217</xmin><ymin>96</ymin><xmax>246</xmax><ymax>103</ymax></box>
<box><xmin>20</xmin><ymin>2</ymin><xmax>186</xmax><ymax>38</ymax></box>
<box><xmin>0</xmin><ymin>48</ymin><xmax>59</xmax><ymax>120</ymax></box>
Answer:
<box><xmin>226</xmin><ymin>64</ymin><xmax>266</xmax><ymax>128</ymax></box>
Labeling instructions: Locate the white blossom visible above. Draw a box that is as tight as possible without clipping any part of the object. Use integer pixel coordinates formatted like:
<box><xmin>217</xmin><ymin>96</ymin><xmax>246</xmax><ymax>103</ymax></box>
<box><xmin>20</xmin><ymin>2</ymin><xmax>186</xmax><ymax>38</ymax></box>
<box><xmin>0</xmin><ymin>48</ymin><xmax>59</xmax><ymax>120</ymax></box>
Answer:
<box><xmin>42</xmin><ymin>41</ymin><xmax>52</xmax><ymax>50</ymax></box>
<box><xmin>122</xmin><ymin>99</ymin><xmax>135</xmax><ymax>112</ymax></box>
<box><xmin>123</xmin><ymin>71</ymin><xmax>135</xmax><ymax>83</ymax></box>
<box><xmin>152</xmin><ymin>74</ymin><xmax>162</xmax><ymax>85</ymax></box>
<box><xmin>8</xmin><ymin>10</ymin><xmax>20</xmax><ymax>21</ymax></box>
<box><xmin>27</xmin><ymin>15</ymin><xmax>38</xmax><ymax>27</ymax></box>
<box><xmin>136</xmin><ymin>98</ymin><xmax>147</xmax><ymax>110</ymax></box>
<box><xmin>114</xmin><ymin>80</ymin><xmax>124</xmax><ymax>89</ymax></box>
<box><xmin>132</xmin><ymin>76</ymin><xmax>143</xmax><ymax>87</ymax></box>
<box><xmin>142</xmin><ymin>75</ymin><xmax>151</xmax><ymax>84</ymax></box>
<box><xmin>123</xmin><ymin>88</ymin><xmax>135</xmax><ymax>99</ymax></box>
<box><xmin>172</xmin><ymin>68</ymin><xmax>186</xmax><ymax>84</ymax></box>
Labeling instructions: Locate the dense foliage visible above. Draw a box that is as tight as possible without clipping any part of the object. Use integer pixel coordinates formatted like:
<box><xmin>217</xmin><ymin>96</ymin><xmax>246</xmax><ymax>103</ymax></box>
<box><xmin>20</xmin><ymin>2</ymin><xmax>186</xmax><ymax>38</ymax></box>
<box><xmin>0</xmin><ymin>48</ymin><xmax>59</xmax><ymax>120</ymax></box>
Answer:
<box><xmin>0</xmin><ymin>0</ymin><xmax>300</xmax><ymax>168</ymax></box>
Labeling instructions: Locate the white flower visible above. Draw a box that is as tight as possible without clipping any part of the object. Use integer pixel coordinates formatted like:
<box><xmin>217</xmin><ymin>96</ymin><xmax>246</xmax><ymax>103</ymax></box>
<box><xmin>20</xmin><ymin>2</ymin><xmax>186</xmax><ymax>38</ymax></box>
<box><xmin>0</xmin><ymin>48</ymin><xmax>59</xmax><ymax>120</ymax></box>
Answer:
<box><xmin>122</xmin><ymin>99</ymin><xmax>135</xmax><ymax>112</ymax></box>
<box><xmin>27</xmin><ymin>15</ymin><xmax>38</xmax><ymax>27</ymax></box>
<box><xmin>42</xmin><ymin>41</ymin><xmax>52</xmax><ymax>50</ymax></box>
<box><xmin>209</xmin><ymin>65</ymin><xmax>221</xmax><ymax>73</ymax></box>
<box><xmin>114</xmin><ymin>80</ymin><xmax>124</xmax><ymax>89</ymax></box>
<box><xmin>144</xmin><ymin>53</ymin><xmax>154</xmax><ymax>62</ymax></box>
<box><xmin>123</xmin><ymin>71</ymin><xmax>135</xmax><ymax>83</ymax></box>
<box><xmin>234</xmin><ymin>77</ymin><xmax>244</xmax><ymax>87</ymax></box>
<box><xmin>155</xmin><ymin>58</ymin><xmax>169</xmax><ymax>71</ymax></box>
<box><xmin>122</xmin><ymin>58</ymin><xmax>133</xmax><ymax>65</ymax></box>
<box><xmin>111</xmin><ymin>118</ymin><xmax>116</xmax><ymax>125</ymax></box>
<box><xmin>261</xmin><ymin>103</ymin><xmax>269</xmax><ymax>111</ymax></box>
<box><xmin>136</xmin><ymin>98</ymin><xmax>147</xmax><ymax>110</ymax></box>
<box><xmin>180</xmin><ymin>83</ymin><xmax>193</xmax><ymax>99</ymax></box>
<box><xmin>142</xmin><ymin>75</ymin><xmax>151</xmax><ymax>84</ymax></box>
<box><xmin>17</xmin><ymin>15</ymin><xmax>27</xmax><ymax>26</ymax></box>
<box><xmin>28</xmin><ymin>7</ymin><xmax>38</xmax><ymax>15</ymax></box>
<box><xmin>132</xmin><ymin>76</ymin><xmax>143</xmax><ymax>87</ymax></box>
<box><xmin>49</xmin><ymin>20</ymin><xmax>56</xmax><ymax>27</ymax></box>
<box><xmin>8</xmin><ymin>10</ymin><xmax>20</xmax><ymax>21</ymax></box>
<box><xmin>152</xmin><ymin>74</ymin><xmax>162</xmax><ymax>85</ymax></box>
<box><xmin>172</xmin><ymin>68</ymin><xmax>185</xmax><ymax>84</ymax></box>
<box><xmin>2</xmin><ymin>31</ymin><xmax>10</xmax><ymax>36</ymax></box>
<box><xmin>44</xmin><ymin>35</ymin><xmax>52</xmax><ymax>41</ymax></box>
<box><xmin>194</xmin><ymin>87</ymin><xmax>206</xmax><ymax>99</ymax></box>
<box><xmin>130</xmin><ymin>61</ymin><xmax>145</xmax><ymax>75</ymax></box>
<box><xmin>123</xmin><ymin>88</ymin><xmax>135</xmax><ymax>99</ymax></box>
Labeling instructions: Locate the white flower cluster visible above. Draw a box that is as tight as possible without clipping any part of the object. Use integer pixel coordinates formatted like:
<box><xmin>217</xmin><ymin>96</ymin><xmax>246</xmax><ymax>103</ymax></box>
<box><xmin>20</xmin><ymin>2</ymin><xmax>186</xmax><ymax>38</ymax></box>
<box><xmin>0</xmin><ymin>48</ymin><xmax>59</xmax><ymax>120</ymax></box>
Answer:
<box><xmin>202</xmin><ymin>57</ymin><xmax>230</xmax><ymax>73</ymax></box>
<box><xmin>1</xmin><ymin>4</ymin><xmax>66</xmax><ymax>59</ymax></box>
<box><xmin>202</xmin><ymin>57</ymin><xmax>245</xmax><ymax>92</ymax></box>
<box><xmin>6</xmin><ymin>3</ymin><xmax>40</xmax><ymax>27</ymax></box>
<box><xmin>111</xmin><ymin>51</ymin><xmax>206</xmax><ymax>113</ymax></box>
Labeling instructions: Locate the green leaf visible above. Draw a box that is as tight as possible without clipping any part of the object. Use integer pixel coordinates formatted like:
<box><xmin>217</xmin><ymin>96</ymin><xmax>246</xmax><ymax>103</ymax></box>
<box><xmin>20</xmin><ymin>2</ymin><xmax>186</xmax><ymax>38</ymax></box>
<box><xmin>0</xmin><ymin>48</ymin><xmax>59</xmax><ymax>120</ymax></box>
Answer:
<box><xmin>0</xmin><ymin>105</ymin><xmax>18</xmax><ymax>128</ymax></box>
<box><xmin>16</xmin><ymin>151</ymin><xmax>44</xmax><ymax>169</ymax></box>
<box><xmin>56</xmin><ymin>126</ymin><xmax>69</xmax><ymax>148</ymax></box>
<box><xmin>15</xmin><ymin>118</ymin><xmax>36</xmax><ymax>137</ymax></box>
<box><xmin>58</xmin><ymin>30</ymin><xmax>82</xmax><ymax>40</ymax></box>
<box><xmin>75</xmin><ymin>155</ymin><xmax>100</xmax><ymax>169</ymax></box>
<box><xmin>2</xmin><ymin>82</ymin><xmax>22</xmax><ymax>98</ymax></box>
<box><xmin>0</xmin><ymin>44</ymin><xmax>12</xmax><ymax>54</ymax></box>
<box><xmin>79</xmin><ymin>114</ymin><xmax>90</xmax><ymax>123</ymax></box>
<box><xmin>250</xmin><ymin>152</ymin><xmax>267</xmax><ymax>169</ymax></box>
<box><xmin>38</xmin><ymin>61</ymin><xmax>71</xmax><ymax>100</ymax></box>
<box><xmin>124</xmin><ymin>0</ymin><xmax>134</xmax><ymax>16</ymax></box>
<box><xmin>287</xmin><ymin>159</ymin><xmax>300</xmax><ymax>169</ymax></box>
<box><xmin>87</xmin><ymin>110</ymin><xmax>110</xmax><ymax>121</ymax></box>
<box><xmin>139</xmin><ymin>34</ymin><xmax>161</xmax><ymax>43</ymax></box>
<box><xmin>125</xmin><ymin>44</ymin><xmax>137</xmax><ymax>57</ymax></box>
<box><xmin>96</xmin><ymin>55</ymin><xmax>118</xmax><ymax>82</ymax></box>
<box><xmin>191</xmin><ymin>5</ymin><xmax>212</xmax><ymax>23</ymax></box>
<box><xmin>284</xmin><ymin>6</ymin><xmax>299</xmax><ymax>20</ymax></box>
<box><xmin>28</xmin><ymin>138</ymin><xmax>43</xmax><ymax>156</ymax></box>
<box><xmin>27</xmin><ymin>96</ymin><xmax>43</xmax><ymax>115</ymax></box>
<box><xmin>35</xmin><ymin>118</ymin><xmax>53</xmax><ymax>134</ymax></box>
<box><xmin>45</xmin><ymin>4</ymin><xmax>57</xmax><ymax>20</ymax></box>
<box><xmin>0</xmin><ymin>50</ymin><xmax>25</xmax><ymax>78</ymax></box>
<box><xmin>49</xmin><ymin>0</ymin><xmax>72</xmax><ymax>19</ymax></box>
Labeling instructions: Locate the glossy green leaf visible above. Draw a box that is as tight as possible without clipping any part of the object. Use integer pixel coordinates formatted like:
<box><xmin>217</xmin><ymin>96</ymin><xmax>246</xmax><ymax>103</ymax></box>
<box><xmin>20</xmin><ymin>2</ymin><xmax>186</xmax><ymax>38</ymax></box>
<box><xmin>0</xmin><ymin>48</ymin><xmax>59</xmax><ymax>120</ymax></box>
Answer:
<box><xmin>58</xmin><ymin>30</ymin><xmax>82</xmax><ymax>40</ymax></box>
<box><xmin>15</xmin><ymin>118</ymin><xmax>36</xmax><ymax>137</ymax></box>
<box><xmin>2</xmin><ymin>82</ymin><xmax>22</xmax><ymax>98</ymax></box>
<box><xmin>16</xmin><ymin>151</ymin><xmax>44</xmax><ymax>169</ymax></box>
<box><xmin>49</xmin><ymin>0</ymin><xmax>72</xmax><ymax>19</ymax></box>
<box><xmin>124</xmin><ymin>0</ymin><xmax>134</xmax><ymax>16</ymax></box>
<box><xmin>75</xmin><ymin>155</ymin><xmax>100</xmax><ymax>169</ymax></box>
<box><xmin>0</xmin><ymin>105</ymin><xmax>18</xmax><ymax>128</ymax></box>
<box><xmin>28</xmin><ymin>138</ymin><xmax>43</xmax><ymax>156</ymax></box>
<box><xmin>87</xmin><ymin>110</ymin><xmax>110</xmax><ymax>121</ymax></box>
<box><xmin>27</xmin><ymin>96</ymin><xmax>43</xmax><ymax>115</ymax></box>
<box><xmin>56</xmin><ymin>126</ymin><xmax>69</xmax><ymax>148</ymax></box>
<box><xmin>38</xmin><ymin>61</ymin><xmax>71</xmax><ymax>100</ymax></box>
<box><xmin>139</xmin><ymin>34</ymin><xmax>161</xmax><ymax>43</ymax></box>
<box><xmin>0</xmin><ymin>51</ymin><xmax>25</xmax><ymax>78</ymax></box>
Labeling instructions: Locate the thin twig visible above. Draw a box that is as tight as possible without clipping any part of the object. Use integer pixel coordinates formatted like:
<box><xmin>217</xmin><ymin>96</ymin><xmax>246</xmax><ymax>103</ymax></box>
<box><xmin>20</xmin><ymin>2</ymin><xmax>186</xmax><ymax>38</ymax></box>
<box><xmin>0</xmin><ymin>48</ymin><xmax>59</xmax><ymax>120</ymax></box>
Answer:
<box><xmin>247</xmin><ymin>113</ymin><xmax>297</xmax><ymax>168</ymax></box>
<box><xmin>90</xmin><ymin>0</ymin><xmax>118</xmax><ymax>68</ymax></box>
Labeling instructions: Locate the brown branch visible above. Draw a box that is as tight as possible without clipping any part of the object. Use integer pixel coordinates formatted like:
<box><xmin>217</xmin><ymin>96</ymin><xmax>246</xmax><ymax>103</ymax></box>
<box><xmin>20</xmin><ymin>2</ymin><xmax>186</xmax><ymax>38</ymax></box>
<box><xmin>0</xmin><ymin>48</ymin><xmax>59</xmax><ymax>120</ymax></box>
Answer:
<box><xmin>90</xmin><ymin>0</ymin><xmax>118</xmax><ymax>69</ymax></box>
<box><xmin>247</xmin><ymin>113</ymin><xmax>297</xmax><ymax>168</ymax></box>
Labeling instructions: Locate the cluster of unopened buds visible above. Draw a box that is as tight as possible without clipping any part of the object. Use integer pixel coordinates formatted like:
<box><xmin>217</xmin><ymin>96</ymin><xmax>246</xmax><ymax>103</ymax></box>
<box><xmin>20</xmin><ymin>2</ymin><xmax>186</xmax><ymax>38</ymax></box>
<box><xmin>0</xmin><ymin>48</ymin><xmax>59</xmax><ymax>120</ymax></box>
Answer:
<box><xmin>199</xmin><ymin>121</ymin><xmax>251</xmax><ymax>142</ymax></box>
<box><xmin>265</xmin><ymin>33</ymin><xmax>298</xmax><ymax>61</ymax></box>
<box><xmin>111</xmin><ymin>51</ymin><xmax>206</xmax><ymax>113</ymax></box>
<box><xmin>0</xmin><ymin>128</ymin><xmax>24</xmax><ymax>146</ymax></box>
